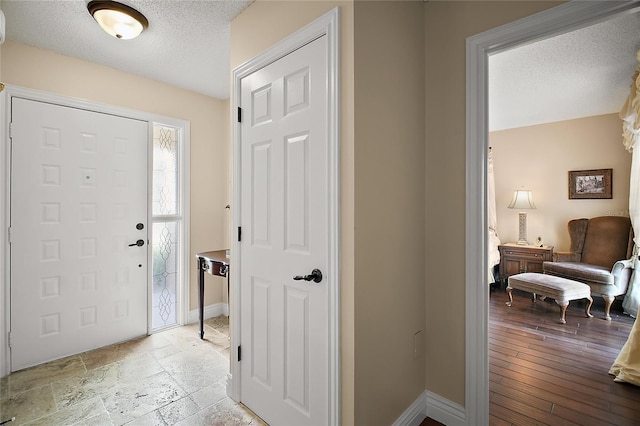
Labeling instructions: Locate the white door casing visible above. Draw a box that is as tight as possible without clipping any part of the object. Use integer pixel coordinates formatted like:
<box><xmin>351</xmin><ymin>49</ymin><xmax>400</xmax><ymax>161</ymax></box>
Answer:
<box><xmin>10</xmin><ymin>98</ymin><xmax>148</xmax><ymax>371</ymax></box>
<box><xmin>231</xmin><ymin>7</ymin><xmax>340</xmax><ymax>426</ymax></box>
<box><xmin>465</xmin><ymin>2</ymin><xmax>640</xmax><ymax>424</ymax></box>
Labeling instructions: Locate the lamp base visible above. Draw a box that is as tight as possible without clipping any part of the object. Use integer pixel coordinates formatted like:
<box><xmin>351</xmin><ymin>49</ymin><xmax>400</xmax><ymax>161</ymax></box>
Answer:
<box><xmin>517</xmin><ymin>212</ymin><xmax>528</xmax><ymax>245</ymax></box>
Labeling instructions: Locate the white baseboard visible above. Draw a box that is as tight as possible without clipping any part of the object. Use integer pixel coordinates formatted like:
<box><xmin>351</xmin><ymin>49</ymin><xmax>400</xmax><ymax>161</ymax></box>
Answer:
<box><xmin>392</xmin><ymin>390</ymin><xmax>427</xmax><ymax>426</ymax></box>
<box><xmin>187</xmin><ymin>303</ymin><xmax>229</xmax><ymax>324</ymax></box>
<box><xmin>425</xmin><ymin>391</ymin><xmax>466</xmax><ymax>426</ymax></box>
<box><xmin>393</xmin><ymin>390</ymin><xmax>466</xmax><ymax>426</ymax></box>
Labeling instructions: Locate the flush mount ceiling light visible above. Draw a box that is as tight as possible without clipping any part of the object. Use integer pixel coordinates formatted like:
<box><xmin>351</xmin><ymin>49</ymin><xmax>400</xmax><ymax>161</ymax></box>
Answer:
<box><xmin>87</xmin><ymin>0</ymin><xmax>148</xmax><ymax>40</ymax></box>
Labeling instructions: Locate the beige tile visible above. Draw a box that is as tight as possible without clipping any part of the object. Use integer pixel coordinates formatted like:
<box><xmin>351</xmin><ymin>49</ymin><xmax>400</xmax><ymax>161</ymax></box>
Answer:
<box><xmin>23</xmin><ymin>396</ymin><xmax>107</xmax><ymax>426</ymax></box>
<box><xmin>102</xmin><ymin>371</ymin><xmax>187</xmax><ymax>426</ymax></box>
<box><xmin>0</xmin><ymin>376</ymin><xmax>8</xmax><ymax>399</ymax></box>
<box><xmin>159</xmin><ymin>325</ymin><xmax>210</xmax><ymax>352</ymax></box>
<box><xmin>51</xmin><ymin>361</ymin><xmax>118</xmax><ymax>409</ymax></box>
<box><xmin>189</xmin><ymin>379</ymin><xmax>228</xmax><ymax>409</ymax></box>
<box><xmin>204</xmin><ymin>315</ymin><xmax>230</xmax><ymax>336</ymax></box>
<box><xmin>158</xmin><ymin>395</ymin><xmax>200</xmax><ymax>424</ymax></box>
<box><xmin>81</xmin><ymin>334</ymin><xmax>170</xmax><ymax>371</ymax></box>
<box><xmin>3</xmin><ymin>320</ymin><xmax>232</xmax><ymax>426</ymax></box>
<box><xmin>156</xmin><ymin>345</ymin><xmax>228</xmax><ymax>394</ymax></box>
<box><xmin>123</xmin><ymin>409</ymin><xmax>165</xmax><ymax>426</ymax></box>
<box><xmin>0</xmin><ymin>385</ymin><xmax>56</xmax><ymax>425</ymax></box>
<box><xmin>174</xmin><ymin>398</ymin><xmax>260</xmax><ymax>426</ymax></box>
<box><xmin>80</xmin><ymin>412</ymin><xmax>114</xmax><ymax>425</ymax></box>
<box><xmin>6</xmin><ymin>356</ymin><xmax>86</xmax><ymax>395</ymax></box>
<box><xmin>218</xmin><ymin>346</ymin><xmax>231</xmax><ymax>360</ymax></box>
<box><xmin>202</xmin><ymin>328</ymin><xmax>231</xmax><ymax>351</ymax></box>
<box><xmin>52</xmin><ymin>352</ymin><xmax>162</xmax><ymax>409</ymax></box>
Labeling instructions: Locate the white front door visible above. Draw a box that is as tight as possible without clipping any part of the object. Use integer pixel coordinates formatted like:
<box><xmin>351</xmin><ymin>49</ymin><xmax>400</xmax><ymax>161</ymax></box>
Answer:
<box><xmin>239</xmin><ymin>35</ymin><xmax>330</xmax><ymax>425</ymax></box>
<box><xmin>10</xmin><ymin>98</ymin><xmax>148</xmax><ymax>371</ymax></box>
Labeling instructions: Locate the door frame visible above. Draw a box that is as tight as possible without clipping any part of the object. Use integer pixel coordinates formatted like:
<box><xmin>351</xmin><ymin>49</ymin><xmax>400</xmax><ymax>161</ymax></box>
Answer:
<box><xmin>0</xmin><ymin>85</ymin><xmax>191</xmax><ymax>376</ymax></box>
<box><xmin>465</xmin><ymin>1</ymin><xmax>640</xmax><ymax>423</ymax></box>
<box><xmin>229</xmin><ymin>7</ymin><xmax>340</xmax><ymax>425</ymax></box>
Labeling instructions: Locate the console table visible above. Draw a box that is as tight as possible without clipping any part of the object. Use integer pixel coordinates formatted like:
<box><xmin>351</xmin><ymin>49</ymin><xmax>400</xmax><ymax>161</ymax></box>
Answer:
<box><xmin>196</xmin><ymin>250</ymin><xmax>229</xmax><ymax>340</ymax></box>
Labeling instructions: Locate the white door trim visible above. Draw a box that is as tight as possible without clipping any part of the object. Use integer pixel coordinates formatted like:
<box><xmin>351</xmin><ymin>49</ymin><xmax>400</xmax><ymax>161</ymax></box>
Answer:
<box><xmin>0</xmin><ymin>85</ymin><xmax>191</xmax><ymax>376</ymax></box>
<box><xmin>230</xmin><ymin>7</ymin><xmax>340</xmax><ymax>425</ymax></box>
<box><xmin>465</xmin><ymin>1</ymin><xmax>640</xmax><ymax>424</ymax></box>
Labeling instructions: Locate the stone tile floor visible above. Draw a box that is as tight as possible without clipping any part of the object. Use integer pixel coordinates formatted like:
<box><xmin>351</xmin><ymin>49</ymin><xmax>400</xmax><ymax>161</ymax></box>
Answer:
<box><xmin>0</xmin><ymin>316</ymin><xmax>267</xmax><ymax>425</ymax></box>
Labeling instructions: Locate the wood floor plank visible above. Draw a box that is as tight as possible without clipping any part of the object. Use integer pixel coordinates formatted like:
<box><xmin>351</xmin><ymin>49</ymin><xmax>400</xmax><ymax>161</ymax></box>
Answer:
<box><xmin>489</xmin><ymin>291</ymin><xmax>640</xmax><ymax>425</ymax></box>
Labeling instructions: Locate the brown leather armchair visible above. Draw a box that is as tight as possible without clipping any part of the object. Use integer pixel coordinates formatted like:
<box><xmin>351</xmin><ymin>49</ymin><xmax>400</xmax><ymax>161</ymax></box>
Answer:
<box><xmin>542</xmin><ymin>216</ymin><xmax>634</xmax><ymax>320</ymax></box>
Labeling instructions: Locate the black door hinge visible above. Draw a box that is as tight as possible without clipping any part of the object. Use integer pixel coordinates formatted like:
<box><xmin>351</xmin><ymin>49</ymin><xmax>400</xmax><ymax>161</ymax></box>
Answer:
<box><xmin>238</xmin><ymin>345</ymin><xmax>242</xmax><ymax>361</ymax></box>
<box><xmin>237</xmin><ymin>107</ymin><xmax>242</xmax><ymax>123</ymax></box>
<box><xmin>238</xmin><ymin>226</ymin><xmax>242</xmax><ymax>242</ymax></box>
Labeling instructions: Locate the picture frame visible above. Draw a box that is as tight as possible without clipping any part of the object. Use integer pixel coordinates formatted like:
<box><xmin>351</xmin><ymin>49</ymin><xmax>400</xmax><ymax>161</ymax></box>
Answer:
<box><xmin>568</xmin><ymin>168</ymin><xmax>612</xmax><ymax>199</ymax></box>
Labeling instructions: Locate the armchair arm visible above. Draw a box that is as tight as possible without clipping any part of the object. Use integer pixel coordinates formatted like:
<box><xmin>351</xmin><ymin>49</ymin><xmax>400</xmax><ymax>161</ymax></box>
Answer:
<box><xmin>612</xmin><ymin>259</ymin><xmax>634</xmax><ymax>293</ymax></box>
<box><xmin>553</xmin><ymin>251</ymin><xmax>581</xmax><ymax>262</ymax></box>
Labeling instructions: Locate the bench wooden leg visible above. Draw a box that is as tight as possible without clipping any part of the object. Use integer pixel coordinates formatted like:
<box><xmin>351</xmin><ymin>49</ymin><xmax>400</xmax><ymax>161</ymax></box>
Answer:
<box><xmin>557</xmin><ymin>301</ymin><xmax>569</xmax><ymax>324</ymax></box>
<box><xmin>506</xmin><ymin>288</ymin><xmax>513</xmax><ymax>306</ymax></box>
<box><xmin>585</xmin><ymin>295</ymin><xmax>594</xmax><ymax>318</ymax></box>
<box><xmin>602</xmin><ymin>295</ymin><xmax>614</xmax><ymax>321</ymax></box>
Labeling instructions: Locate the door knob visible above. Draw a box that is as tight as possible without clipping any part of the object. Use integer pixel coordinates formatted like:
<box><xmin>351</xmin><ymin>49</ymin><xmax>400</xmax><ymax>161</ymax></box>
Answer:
<box><xmin>129</xmin><ymin>239</ymin><xmax>145</xmax><ymax>247</ymax></box>
<box><xmin>293</xmin><ymin>269</ymin><xmax>323</xmax><ymax>283</ymax></box>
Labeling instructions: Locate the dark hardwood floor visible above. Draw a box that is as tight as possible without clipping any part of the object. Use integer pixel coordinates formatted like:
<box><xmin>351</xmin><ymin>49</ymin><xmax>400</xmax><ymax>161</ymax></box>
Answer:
<box><xmin>489</xmin><ymin>287</ymin><xmax>640</xmax><ymax>425</ymax></box>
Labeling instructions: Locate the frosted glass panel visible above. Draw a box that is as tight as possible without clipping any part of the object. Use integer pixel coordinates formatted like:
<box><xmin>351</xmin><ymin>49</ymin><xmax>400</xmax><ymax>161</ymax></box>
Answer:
<box><xmin>152</xmin><ymin>222</ymin><xmax>179</xmax><ymax>330</ymax></box>
<box><xmin>153</xmin><ymin>126</ymin><xmax>178</xmax><ymax>216</ymax></box>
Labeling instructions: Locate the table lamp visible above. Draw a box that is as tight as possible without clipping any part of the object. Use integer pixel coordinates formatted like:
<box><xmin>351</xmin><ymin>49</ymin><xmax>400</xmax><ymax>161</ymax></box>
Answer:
<box><xmin>508</xmin><ymin>189</ymin><xmax>536</xmax><ymax>245</ymax></box>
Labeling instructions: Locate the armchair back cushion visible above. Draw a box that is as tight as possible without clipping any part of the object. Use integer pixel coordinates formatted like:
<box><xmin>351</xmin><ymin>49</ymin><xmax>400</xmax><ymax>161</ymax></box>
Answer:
<box><xmin>579</xmin><ymin>216</ymin><xmax>633</xmax><ymax>270</ymax></box>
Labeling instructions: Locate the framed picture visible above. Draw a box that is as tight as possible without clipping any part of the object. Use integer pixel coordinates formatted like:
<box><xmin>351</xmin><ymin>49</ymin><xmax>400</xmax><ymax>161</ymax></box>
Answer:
<box><xmin>568</xmin><ymin>168</ymin><xmax>612</xmax><ymax>199</ymax></box>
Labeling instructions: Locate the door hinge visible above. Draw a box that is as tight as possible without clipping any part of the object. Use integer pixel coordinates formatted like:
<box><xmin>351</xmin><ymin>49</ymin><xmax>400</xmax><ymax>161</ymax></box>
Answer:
<box><xmin>238</xmin><ymin>226</ymin><xmax>242</xmax><ymax>242</ymax></box>
<box><xmin>7</xmin><ymin>227</ymin><xmax>11</xmax><ymax>244</ymax></box>
<box><xmin>237</xmin><ymin>107</ymin><xmax>242</xmax><ymax>123</ymax></box>
<box><xmin>238</xmin><ymin>345</ymin><xmax>242</xmax><ymax>361</ymax></box>
<box><xmin>8</xmin><ymin>332</ymin><xmax>12</xmax><ymax>348</ymax></box>
<box><xmin>9</xmin><ymin>122</ymin><xmax>13</xmax><ymax>139</ymax></box>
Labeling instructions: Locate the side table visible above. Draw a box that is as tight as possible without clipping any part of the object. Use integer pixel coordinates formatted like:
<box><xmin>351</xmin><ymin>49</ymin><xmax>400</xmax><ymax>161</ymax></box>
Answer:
<box><xmin>196</xmin><ymin>250</ymin><xmax>229</xmax><ymax>339</ymax></box>
<box><xmin>498</xmin><ymin>243</ymin><xmax>553</xmax><ymax>288</ymax></box>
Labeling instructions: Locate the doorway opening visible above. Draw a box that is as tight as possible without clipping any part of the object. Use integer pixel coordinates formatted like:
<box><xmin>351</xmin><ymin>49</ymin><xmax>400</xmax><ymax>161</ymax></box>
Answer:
<box><xmin>466</xmin><ymin>1</ymin><xmax>640</xmax><ymax>423</ymax></box>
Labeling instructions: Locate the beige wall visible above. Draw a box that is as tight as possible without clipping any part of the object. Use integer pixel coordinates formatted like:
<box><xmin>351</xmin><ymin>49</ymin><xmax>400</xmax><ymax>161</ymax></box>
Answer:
<box><xmin>491</xmin><ymin>114</ymin><xmax>631</xmax><ymax>251</ymax></box>
<box><xmin>424</xmin><ymin>0</ymin><xmax>563</xmax><ymax>406</ymax></box>
<box><xmin>1</xmin><ymin>41</ymin><xmax>230</xmax><ymax>310</ymax></box>
<box><xmin>353</xmin><ymin>1</ymin><xmax>425</xmax><ymax>424</ymax></box>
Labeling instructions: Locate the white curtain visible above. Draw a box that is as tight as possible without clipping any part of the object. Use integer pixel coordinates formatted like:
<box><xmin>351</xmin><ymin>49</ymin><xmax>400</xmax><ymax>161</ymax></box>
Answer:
<box><xmin>611</xmin><ymin>51</ymin><xmax>640</xmax><ymax>387</ymax></box>
<box><xmin>620</xmin><ymin>51</ymin><xmax>640</xmax><ymax>317</ymax></box>
<box><xmin>488</xmin><ymin>148</ymin><xmax>501</xmax><ymax>284</ymax></box>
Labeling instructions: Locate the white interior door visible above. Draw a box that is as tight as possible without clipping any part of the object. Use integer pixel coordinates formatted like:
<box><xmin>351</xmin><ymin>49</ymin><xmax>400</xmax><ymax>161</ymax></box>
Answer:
<box><xmin>10</xmin><ymin>98</ymin><xmax>148</xmax><ymax>371</ymax></box>
<box><xmin>239</xmin><ymin>35</ymin><xmax>329</xmax><ymax>425</ymax></box>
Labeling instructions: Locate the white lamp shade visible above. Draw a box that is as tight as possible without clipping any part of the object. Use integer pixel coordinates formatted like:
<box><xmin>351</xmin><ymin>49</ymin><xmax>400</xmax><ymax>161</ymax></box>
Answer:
<box><xmin>508</xmin><ymin>189</ymin><xmax>536</xmax><ymax>210</ymax></box>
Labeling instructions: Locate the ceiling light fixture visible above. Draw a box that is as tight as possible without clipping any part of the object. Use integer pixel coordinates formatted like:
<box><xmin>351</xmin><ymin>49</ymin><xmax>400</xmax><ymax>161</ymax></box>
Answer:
<box><xmin>87</xmin><ymin>1</ymin><xmax>148</xmax><ymax>40</ymax></box>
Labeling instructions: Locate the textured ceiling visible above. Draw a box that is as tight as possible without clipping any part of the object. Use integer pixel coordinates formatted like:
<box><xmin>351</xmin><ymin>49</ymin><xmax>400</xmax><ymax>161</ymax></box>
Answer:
<box><xmin>489</xmin><ymin>11</ymin><xmax>640</xmax><ymax>131</ymax></box>
<box><xmin>2</xmin><ymin>2</ymin><xmax>639</xmax><ymax>119</ymax></box>
<box><xmin>1</xmin><ymin>0</ymin><xmax>254</xmax><ymax>99</ymax></box>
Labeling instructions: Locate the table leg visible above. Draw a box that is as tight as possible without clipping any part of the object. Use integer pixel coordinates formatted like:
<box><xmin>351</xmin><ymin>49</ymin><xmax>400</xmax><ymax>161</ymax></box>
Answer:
<box><xmin>198</xmin><ymin>257</ymin><xmax>205</xmax><ymax>340</ymax></box>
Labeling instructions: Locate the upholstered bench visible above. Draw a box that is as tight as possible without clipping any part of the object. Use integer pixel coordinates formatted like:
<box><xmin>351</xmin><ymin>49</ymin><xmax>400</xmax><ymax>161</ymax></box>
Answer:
<box><xmin>506</xmin><ymin>272</ymin><xmax>593</xmax><ymax>324</ymax></box>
